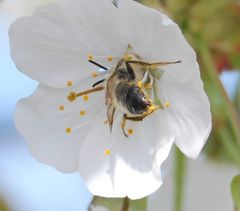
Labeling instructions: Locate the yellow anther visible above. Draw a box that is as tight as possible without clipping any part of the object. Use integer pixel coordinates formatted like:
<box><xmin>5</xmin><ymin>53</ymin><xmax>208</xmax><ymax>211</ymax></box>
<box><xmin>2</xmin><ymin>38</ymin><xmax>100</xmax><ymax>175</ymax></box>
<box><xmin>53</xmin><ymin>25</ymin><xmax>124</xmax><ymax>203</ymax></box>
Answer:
<box><xmin>83</xmin><ymin>95</ymin><xmax>89</xmax><ymax>102</ymax></box>
<box><xmin>149</xmin><ymin>105</ymin><xmax>155</xmax><ymax>111</ymax></box>
<box><xmin>92</xmin><ymin>72</ymin><xmax>98</xmax><ymax>78</ymax></box>
<box><xmin>80</xmin><ymin>110</ymin><xmax>86</xmax><ymax>116</ymax></box>
<box><xmin>67</xmin><ymin>80</ymin><xmax>73</xmax><ymax>87</ymax></box>
<box><xmin>65</xmin><ymin>128</ymin><xmax>72</xmax><ymax>134</ymax></box>
<box><xmin>137</xmin><ymin>81</ymin><xmax>143</xmax><ymax>88</ymax></box>
<box><xmin>165</xmin><ymin>101</ymin><xmax>170</xmax><ymax>108</ymax></box>
<box><xmin>124</xmin><ymin>54</ymin><xmax>132</xmax><ymax>61</ymax></box>
<box><xmin>88</xmin><ymin>54</ymin><xmax>94</xmax><ymax>60</ymax></box>
<box><xmin>67</xmin><ymin>92</ymin><xmax>77</xmax><ymax>102</ymax></box>
<box><xmin>104</xmin><ymin>149</ymin><xmax>111</xmax><ymax>155</ymax></box>
<box><xmin>128</xmin><ymin>129</ymin><xmax>134</xmax><ymax>135</ymax></box>
<box><xmin>107</xmin><ymin>56</ymin><xmax>113</xmax><ymax>62</ymax></box>
<box><xmin>58</xmin><ymin>105</ymin><xmax>65</xmax><ymax>111</ymax></box>
<box><xmin>147</xmin><ymin>104</ymin><xmax>161</xmax><ymax>114</ymax></box>
<box><xmin>144</xmin><ymin>83</ymin><xmax>152</xmax><ymax>89</ymax></box>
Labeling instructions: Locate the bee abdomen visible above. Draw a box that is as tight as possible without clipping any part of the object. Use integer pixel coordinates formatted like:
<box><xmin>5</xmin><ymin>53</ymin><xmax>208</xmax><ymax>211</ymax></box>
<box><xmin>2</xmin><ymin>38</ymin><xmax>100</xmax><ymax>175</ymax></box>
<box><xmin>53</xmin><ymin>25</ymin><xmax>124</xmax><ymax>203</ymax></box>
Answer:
<box><xmin>116</xmin><ymin>82</ymin><xmax>150</xmax><ymax>115</ymax></box>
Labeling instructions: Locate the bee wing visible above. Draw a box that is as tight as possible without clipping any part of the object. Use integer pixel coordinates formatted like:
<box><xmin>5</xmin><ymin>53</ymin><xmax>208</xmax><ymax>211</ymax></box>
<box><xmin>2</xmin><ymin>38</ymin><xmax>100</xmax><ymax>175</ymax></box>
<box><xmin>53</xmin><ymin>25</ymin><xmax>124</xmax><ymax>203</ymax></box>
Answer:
<box><xmin>107</xmin><ymin>103</ymin><xmax>116</xmax><ymax>132</ymax></box>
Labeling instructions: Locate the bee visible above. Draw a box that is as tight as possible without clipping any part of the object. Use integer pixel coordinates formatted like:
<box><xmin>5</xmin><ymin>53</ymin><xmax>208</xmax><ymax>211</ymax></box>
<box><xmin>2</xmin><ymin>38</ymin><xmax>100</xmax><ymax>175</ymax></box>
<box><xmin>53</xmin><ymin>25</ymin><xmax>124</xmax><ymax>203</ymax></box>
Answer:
<box><xmin>68</xmin><ymin>45</ymin><xmax>180</xmax><ymax>137</ymax></box>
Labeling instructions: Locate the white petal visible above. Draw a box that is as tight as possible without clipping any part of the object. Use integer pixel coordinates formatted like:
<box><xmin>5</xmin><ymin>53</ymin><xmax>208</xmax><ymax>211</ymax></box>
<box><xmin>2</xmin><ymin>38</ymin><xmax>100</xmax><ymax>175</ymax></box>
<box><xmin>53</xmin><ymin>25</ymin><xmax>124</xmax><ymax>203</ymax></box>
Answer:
<box><xmin>15</xmin><ymin>83</ymin><xmax>105</xmax><ymax>172</ymax></box>
<box><xmin>10</xmin><ymin>0</ymin><xmax>195</xmax><ymax>88</ymax></box>
<box><xmin>9</xmin><ymin>0</ymin><xmax>116</xmax><ymax>88</ymax></box>
<box><xmin>112</xmin><ymin>113</ymin><xmax>174</xmax><ymax>199</ymax></box>
<box><xmin>79</xmin><ymin>112</ymin><xmax>174</xmax><ymax>199</ymax></box>
<box><xmin>78</xmin><ymin>116</ymin><xmax>125</xmax><ymax>198</ymax></box>
<box><xmin>160</xmin><ymin>62</ymin><xmax>212</xmax><ymax>159</ymax></box>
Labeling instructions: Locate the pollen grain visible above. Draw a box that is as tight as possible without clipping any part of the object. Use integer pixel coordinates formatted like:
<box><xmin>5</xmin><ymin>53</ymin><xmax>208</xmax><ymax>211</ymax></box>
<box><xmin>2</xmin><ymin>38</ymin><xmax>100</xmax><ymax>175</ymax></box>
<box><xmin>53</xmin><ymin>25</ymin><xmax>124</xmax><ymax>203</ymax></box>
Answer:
<box><xmin>137</xmin><ymin>81</ymin><xmax>143</xmax><ymax>88</ymax></box>
<box><xmin>67</xmin><ymin>92</ymin><xmax>77</xmax><ymax>102</ymax></box>
<box><xmin>80</xmin><ymin>110</ymin><xmax>86</xmax><ymax>116</ymax></box>
<box><xmin>67</xmin><ymin>80</ymin><xmax>73</xmax><ymax>87</ymax></box>
<box><xmin>107</xmin><ymin>56</ymin><xmax>113</xmax><ymax>62</ymax></box>
<box><xmin>124</xmin><ymin>54</ymin><xmax>132</xmax><ymax>61</ymax></box>
<box><xmin>165</xmin><ymin>101</ymin><xmax>170</xmax><ymax>108</ymax></box>
<box><xmin>92</xmin><ymin>72</ymin><xmax>98</xmax><ymax>78</ymax></box>
<box><xmin>88</xmin><ymin>54</ymin><xmax>94</xmax><ymax>60</ymax></box>
<box><xmin>128</xmin><ymin>129</ymin><xmax>134</xmax><ymax>136</ymax></box>
<box><xmin>83</xmin><ymin>95</ymin><xmax>89</xmax><ymax>102</ymax></box>
<box><xmin>58</xmin><ymin>105</ymin><xmax>65</xmax><ymax>111</ymax></box>
<box><xmin>104</xmin><ymin>149</ymin><xmax>111</xmax><ymax>155</ymax></box>
<box><xmin>65</xmin><ymin>128</ymin><xmax>72</xmax><ymax>134</ymax></box>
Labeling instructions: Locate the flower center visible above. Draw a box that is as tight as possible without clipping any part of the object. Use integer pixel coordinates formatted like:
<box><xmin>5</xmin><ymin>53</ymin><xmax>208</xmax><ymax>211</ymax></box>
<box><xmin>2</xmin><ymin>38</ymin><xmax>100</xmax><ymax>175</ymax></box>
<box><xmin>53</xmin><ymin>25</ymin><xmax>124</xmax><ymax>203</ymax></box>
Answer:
<box><xmin>63</xmin><ymin>47</ymin><xmax>180</xmax><ymax>137</ymax></box>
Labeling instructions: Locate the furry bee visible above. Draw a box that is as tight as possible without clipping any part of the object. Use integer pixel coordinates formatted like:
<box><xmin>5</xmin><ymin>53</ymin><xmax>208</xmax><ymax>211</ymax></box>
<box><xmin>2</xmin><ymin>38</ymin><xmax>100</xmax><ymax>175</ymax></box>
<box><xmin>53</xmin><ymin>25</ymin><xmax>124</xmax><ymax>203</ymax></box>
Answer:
<box><xmin>68</xmin><ymin>45</ymin><xmax>180</xmax><ymax>137</ymax></box>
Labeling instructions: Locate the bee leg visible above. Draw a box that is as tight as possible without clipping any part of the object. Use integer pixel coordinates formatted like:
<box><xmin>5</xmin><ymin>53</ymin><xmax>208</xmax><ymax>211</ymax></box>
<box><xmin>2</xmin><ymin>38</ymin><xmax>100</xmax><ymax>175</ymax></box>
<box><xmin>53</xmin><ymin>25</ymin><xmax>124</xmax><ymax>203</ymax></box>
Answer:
<box><xmin>121</xmin><ymin>114</ymin><xmax>128</xmax><ymax>137</ymax></box>
<box><xmin>124</xmin><ymin>115</ymin><xmax>147</xmax><ymax>122</ymax></box>
<box><xmin>121</xmin><ymin>114</ymin><xmax>147</xmax><ymax>137</ymax></box>
<box><xmin>121</xmin><ymin>112</ymin><xmax>154</xmax><ymax>137</ymax></box>
<box><xmin>107</xmin><ymin>104</ymin><xmax>116</xmax><ymax>133</ymax></box>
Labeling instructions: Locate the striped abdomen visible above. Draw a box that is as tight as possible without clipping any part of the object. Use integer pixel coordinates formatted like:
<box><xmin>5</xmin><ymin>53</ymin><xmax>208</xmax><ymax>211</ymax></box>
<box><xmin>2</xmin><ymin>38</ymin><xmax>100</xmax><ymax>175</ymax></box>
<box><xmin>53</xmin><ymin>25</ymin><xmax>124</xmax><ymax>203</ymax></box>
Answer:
<box><xmin>115</xmin><ymin>82</ymin><xmax>150</xmax><ymax>115</ymax></box>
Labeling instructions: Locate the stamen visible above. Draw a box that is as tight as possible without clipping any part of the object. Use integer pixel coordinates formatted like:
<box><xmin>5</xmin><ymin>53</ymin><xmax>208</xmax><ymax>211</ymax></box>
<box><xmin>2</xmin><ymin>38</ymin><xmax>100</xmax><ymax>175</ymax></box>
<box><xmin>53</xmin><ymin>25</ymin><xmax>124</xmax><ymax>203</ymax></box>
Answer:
<box><xmin>137</xmin><ymin>81</ymin><xmax>143</xmax><ymax>88</ymax></box>
<box><xmin>148</xmin><ymin>105</ymin><xmax>155</xmax><ymax>112</ymax></box>
<box><xmin>165</xmin><ymin>101</ymin><xmax>170</xmax><ymax>108</ymax></box>
<box><xmin>107</xmin><ymin>56</ymin><xmax>113</xmax><ymax>62</ymax></box>
<box><xmin>80</xmin><ymin>110</ymin><xmax>86</xmax><ymax>116</ymax></box>
<box><xmin>67</xmin><ymin>92</ymin><xmax>77</xmax><ymax>102</ymax></box>
<box><xmin>144</xmin><ymin>83</ymin><xmax>152</xmax><ymax>89</ymax></box>
<box><xmin>58</xmin><ymin>105</ymin><xmax>65</xmax><ymax>111</ymax></box>
<box><xmin>88</xmin><ymin>54</ymin><xmax>94</xmax><ymax>60</ymax></box>
<box><xmin>83</xmin><ymin>95</ymin><xmax>89</xmax><ymax>102</ymax></box>
<box><xmin>128</xmin><ymin>129</ymin><xmax>134</xmax><ymax>135</ymax></box>
<box><xmin>104</xmin><ymin>149</ymin><xmax>111</xmax><ymax>155</ymax></box>
<box><xmin>124</xmin><ymin>54</ymin><xmax>132</xmax><ymax>61</ymax></box>
<box><xmin>92</xmin><ymin>72</ymin><xmax>98</xmax><ymax>78</ymax></box>
<box><xmin>67</xmin><ymin>87</ymin><xmax>104</xmax><ymax>102</ymax></box>
<box><xmin>67</xmin><ymin>80</ymin><xmax>73</xmax><ymax>87</ymax></box>
<box><xmin>65</xmin><ymin>128</ymin><xmax>72</xmax><ymax>134</ymax></box>
<box><xmin>147</xmin><ymin>104</ymin><xmax>162</xmax><ymax>114</ymax></box>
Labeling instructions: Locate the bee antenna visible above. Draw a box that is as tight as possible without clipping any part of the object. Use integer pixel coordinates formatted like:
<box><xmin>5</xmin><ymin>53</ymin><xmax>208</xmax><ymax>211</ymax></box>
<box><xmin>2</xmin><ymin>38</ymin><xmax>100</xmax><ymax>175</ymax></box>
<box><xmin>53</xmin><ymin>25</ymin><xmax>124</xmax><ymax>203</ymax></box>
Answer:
<box><xmin>92</xmin><ymin>79</ymin><xmax>106</xmax><ymax>88</ymax></box>
<box><xmin>88</xmin><ymin>60</ymin><xmax>108</xmax><ymax>70</ymax></box>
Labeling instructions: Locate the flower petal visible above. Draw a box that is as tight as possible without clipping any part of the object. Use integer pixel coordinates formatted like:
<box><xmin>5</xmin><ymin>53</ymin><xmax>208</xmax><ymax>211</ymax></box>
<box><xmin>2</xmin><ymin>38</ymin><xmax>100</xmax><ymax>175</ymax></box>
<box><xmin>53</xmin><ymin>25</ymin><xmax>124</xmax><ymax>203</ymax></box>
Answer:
<box><xmin>10</xmin><ymin>0</ymin><xmax>195</xmax><ymax>88</ymax></box>
<box><xmin>78</xmin><ymin>111</ymin><xmax>174</xmax><ymax>199</ymax></box>
<box><xmin>160</xmin><ymin>62</ymin><xmax>212</xmax><ymax>159</ymax></box>
<box><xmin>15</xmin><ymin>83</ymin><xmax>105</xmax><ymax>172</ymax></box>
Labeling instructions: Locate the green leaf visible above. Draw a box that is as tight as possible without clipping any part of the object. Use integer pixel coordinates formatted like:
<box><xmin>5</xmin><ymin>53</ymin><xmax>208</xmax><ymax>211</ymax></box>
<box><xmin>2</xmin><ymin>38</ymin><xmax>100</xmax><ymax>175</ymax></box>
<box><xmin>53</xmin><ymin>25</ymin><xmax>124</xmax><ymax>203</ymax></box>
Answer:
<box><xmin>90</xmin><ymin>197</ymin><xmax>147</xmax><ymax>211</ymax></box>
<box><xmin>231</xmin><ymin>175</ymin><xmax>240</xmax><ymax>210</ymax></box>
<box><xmin>112</xmin><ymin>0</ymin><xmax>118</xmax><ymax>8</ymax></box>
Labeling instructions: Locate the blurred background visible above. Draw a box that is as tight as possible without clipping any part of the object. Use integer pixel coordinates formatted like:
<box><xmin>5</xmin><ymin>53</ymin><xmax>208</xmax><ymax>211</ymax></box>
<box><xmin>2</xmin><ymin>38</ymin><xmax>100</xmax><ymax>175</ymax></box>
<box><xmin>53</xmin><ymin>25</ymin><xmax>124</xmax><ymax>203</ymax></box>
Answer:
<box><xmin>0</xmin><ymin>0</ymin><xmax>239</xmax><ymax>211</ymax></box>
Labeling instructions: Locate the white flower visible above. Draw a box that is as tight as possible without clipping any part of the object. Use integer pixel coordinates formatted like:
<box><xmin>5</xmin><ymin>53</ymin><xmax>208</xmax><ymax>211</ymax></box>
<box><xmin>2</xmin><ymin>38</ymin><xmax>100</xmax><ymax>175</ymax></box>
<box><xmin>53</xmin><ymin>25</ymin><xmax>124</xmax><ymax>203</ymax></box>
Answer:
<box><xmin>9</xmin><ymin>0</ymin><xmax>211</xmax><ymax>199</ymax></box>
